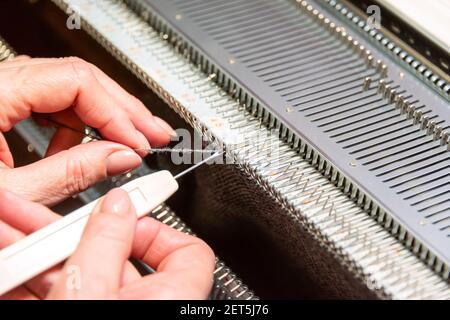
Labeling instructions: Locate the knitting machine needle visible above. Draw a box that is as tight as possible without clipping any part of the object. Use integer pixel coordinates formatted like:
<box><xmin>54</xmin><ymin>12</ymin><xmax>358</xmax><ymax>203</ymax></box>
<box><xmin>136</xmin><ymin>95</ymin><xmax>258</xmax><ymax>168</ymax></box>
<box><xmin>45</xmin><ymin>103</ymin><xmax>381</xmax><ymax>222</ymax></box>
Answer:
<box><xmin>0</xmin><ymin>152</ymin><xmax>222</xmax><ymax>295</ymax></box>
<box><xmin>174</xmin><ymin>152</ymin><xmax>223</xmax><ymax>179</ymax></box>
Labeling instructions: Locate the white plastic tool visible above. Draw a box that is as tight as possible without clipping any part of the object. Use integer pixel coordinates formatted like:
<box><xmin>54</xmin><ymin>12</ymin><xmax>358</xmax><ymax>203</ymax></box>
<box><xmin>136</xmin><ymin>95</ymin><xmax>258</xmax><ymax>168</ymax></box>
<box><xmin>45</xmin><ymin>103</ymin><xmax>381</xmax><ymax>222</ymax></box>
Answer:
<box><xmin>0</xmin><ymin>170</ymin><xmax>178</xmax><ymax>296</ymax></box>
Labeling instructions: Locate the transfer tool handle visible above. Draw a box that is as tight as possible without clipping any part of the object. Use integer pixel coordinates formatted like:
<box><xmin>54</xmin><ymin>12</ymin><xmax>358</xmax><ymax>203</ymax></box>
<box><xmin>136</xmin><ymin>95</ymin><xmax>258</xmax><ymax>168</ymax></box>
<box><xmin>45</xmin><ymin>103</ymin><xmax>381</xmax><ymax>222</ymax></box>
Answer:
<box><xmin>0</xmin><ymin>170</ymin><xmax>178</xmax><ymax>295</ymax></box>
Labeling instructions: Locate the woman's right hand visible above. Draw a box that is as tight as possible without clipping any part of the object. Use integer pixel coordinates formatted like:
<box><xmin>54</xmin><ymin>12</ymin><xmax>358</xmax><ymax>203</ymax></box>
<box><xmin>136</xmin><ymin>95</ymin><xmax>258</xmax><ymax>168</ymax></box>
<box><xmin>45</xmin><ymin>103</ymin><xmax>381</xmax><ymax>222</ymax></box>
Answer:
<box><xmin>0</xmin><ymin>188</ymin><xmax>215</xmax><ymax>300</ymax></box>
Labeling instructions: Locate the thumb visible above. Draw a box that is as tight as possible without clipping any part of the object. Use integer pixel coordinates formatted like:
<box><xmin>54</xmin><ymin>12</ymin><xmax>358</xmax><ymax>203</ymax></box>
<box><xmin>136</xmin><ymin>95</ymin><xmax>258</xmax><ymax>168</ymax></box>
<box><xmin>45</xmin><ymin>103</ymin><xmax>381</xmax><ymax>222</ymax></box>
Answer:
<box><xmin>48</xmin><ymin>188</ymin><xmax>137</xmax><ymax>299</ymax></box>
<box><xmin>0</xmin><ymin>141</ymin><xmax>142</xmax><ymax>206</ymax></box>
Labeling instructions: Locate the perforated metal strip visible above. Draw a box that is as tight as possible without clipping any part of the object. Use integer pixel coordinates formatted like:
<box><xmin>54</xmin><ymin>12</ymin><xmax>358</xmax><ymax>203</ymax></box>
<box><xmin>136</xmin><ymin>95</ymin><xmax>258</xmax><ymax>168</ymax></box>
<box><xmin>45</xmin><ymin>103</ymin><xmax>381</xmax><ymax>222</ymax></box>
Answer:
<box><xmin>52</xmin><ymin>0</ymin><xmax>450</xmax><ymax>298</ymax></box>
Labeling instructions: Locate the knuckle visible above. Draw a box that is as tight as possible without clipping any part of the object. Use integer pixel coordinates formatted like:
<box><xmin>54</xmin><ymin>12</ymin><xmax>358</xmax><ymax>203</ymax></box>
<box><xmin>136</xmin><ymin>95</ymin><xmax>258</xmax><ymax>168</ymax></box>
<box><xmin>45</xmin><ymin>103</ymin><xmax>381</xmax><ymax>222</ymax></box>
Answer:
<box><xmin>63</xmin><ymin>153</ymin><xmax>97</xmax><ymax>195</ymax></box>
<box><xmin>63</xmin><ymin>56</ymin><xmax>85</xmax><ymax>64</ymax></box>
<box><xmin>67</xmin><ymin>57</ymin><xmax>94</xmax><ymax>82</ymax></box>
<box><xmin>196</xmin><ymin>239</ymin><xmax>216</xmax><ymax>262</ymax></box>
<box><xmin>0</xmin><ymin>69</ymin><xmax>32</xmax><ymax>132</ymax></box>
<box><xmin>0</xmin><ymin>114</ymin><xmax>10</xmax><ymax>132</ymax></box>
<box><xmin>182</xmin><ymin>236</ymin><xmax>216</xmax><ymax>267</ymax></box>
<box><xmin>131</xmin><ymin>95</ymin><xmax>147</xmax><ymax>110</ymax></box>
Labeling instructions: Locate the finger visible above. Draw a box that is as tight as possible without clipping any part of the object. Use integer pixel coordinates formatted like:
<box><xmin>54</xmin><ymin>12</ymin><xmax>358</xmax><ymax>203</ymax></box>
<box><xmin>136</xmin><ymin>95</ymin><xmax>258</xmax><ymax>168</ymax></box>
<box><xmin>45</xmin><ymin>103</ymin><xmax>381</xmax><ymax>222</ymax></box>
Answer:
<box><xmin>0</xmin><ymin>220</ymin><xmax>24</xmax><ymax>248</ymax></box>
<box><xmin>0</xmin><ymin>57</ymin><xmax>70</xmax><ymax>69</ymax></box>
<box><xmin>0</xmin><ymin>218</ymin><xmax>62</xmax><ymax>299</ymax></box>
<box><xmin>0</xmin><ymin>133</ymin><xmax>13</xmax><ymax>168</ymax></box>
<box><xmin>121</xmin><ymin>218</ymin><xmax>215</xmax><ymax>300</ymax></box>
<box><xmin>25</xmin><ymin>265</ymin><xmax>63</xmax><ymax>299</ymax></box>
<box><xmin>0</xmin><ymin>57</ymin><xmax>150</xmax><ymax>153</ymax></box>
<box><xmin>34</xmin><ymin>108</ymin><xmax>84</xmax><ymax>131</ymax></box>
<box><xmin>48</xmin><ymin>189</ymin><xmax>137</xmax><ymax>299</ymax></box>
<box><xmin>45</xmin><ymin>127</ymin><xmax>84</xmax><ymax>157</ymax></box>
<box><xmin>0</xmin><ymin>57</ymin><xmax>175</xmax><ymax>146</ymax></box>
<box><xmin>0</xmin><ymin>55</ymin><xmax>31</xmax><ymax>68</ymax></box>
<box><xmin>0</xmin><ymin>189</ymin><xmax>139</xmax><ymax>298</ymax></box>
<box><xmin>0</xmin><ymin>141</ymin><xmax>142</xmax><ymax>206</ymax></box>
<box><xmin>121</xmin><ymin>261</ymin><xmax>142</xmax><ymax>286</ymax></box>
<box><xmin>48</xmin><ymin>108</ymin><xmax>84</xmax><ymax>131</ymax></box>
<box><xmin>34</xmin><ymin>110</ymin><xmax>85</xmax><ymax>156</ymax></box>
<box><xmin>12</xmin><ymin>55</ymin><xmax>30</xmax><ymax>62</ymax></box>
<box><xmin>0</xmin><ymin>189</ymin><xmax>63</xmax><ymax>298</ymax></box>
<box><xmin>86</xmin><ymin>64</ymin><xmax>175</xmax><ymax>146</ymax></box>
<box><xmin>0</xmin><ymin>286</ymin><xmax>39</xmax><ymax>300</ymax></box>
<box><xmin>0</xmin><ymin>187</ymin><xmax>141</xmax><ymax>291</ymax></box>
<box><xmin>0</xmin><ymin>189</ymin><xmax>59</xmax><ymax>235</ymax></box>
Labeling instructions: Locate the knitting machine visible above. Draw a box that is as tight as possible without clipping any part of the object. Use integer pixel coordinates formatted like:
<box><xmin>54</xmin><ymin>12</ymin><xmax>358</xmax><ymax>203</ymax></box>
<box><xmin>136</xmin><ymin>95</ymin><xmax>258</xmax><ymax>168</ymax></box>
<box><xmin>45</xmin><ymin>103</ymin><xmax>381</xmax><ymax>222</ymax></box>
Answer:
<box><xmin>1</xmin><ymin>0</ymin><xmax>449</xmax><ymax>299</ymax></box>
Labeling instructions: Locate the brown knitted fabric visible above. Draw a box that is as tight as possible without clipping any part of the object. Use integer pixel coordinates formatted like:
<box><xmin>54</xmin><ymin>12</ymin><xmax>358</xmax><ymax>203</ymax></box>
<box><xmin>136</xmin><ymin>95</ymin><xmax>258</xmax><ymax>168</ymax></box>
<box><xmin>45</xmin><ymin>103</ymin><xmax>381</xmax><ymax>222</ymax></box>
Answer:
<box><xmin>170</xmin><ymin>163</ymin><xmax>377</xmax><ymax>299</ymax></box>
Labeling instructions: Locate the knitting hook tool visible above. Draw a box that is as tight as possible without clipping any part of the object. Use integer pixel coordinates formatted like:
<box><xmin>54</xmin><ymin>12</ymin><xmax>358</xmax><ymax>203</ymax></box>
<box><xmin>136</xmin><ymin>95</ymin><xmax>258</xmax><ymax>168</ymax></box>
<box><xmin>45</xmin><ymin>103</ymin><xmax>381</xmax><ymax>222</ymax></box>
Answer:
<box><xmin>0</xmin><ymin>152</ymin><xmax>222</xmax><ymax>295</ymax></box>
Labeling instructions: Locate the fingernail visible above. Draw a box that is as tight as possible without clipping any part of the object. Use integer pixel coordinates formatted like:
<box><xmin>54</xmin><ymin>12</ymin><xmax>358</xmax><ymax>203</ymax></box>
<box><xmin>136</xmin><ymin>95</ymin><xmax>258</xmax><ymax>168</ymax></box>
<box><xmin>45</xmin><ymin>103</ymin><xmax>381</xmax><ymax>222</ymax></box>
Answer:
<box><xmin>106</xmin><ymin>150</ymin><xmax>142</xmax><ymax>176</ymax></box>
<box><xmin>101</xmin><ymin>188</ymin><xmax>131</xmax><ymax>215</ymax></box>
<box><xmin>154</xmin><ymin>117</ymin><xmax>177</xmax><ymax>138</ymax></box>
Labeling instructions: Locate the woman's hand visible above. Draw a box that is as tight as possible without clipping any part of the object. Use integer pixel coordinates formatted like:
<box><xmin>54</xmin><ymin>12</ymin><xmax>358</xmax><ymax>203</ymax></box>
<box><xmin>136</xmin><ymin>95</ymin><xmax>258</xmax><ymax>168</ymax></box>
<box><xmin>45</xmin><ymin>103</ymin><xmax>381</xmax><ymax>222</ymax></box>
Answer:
<box><xmin>0</xmin><ymin>56</ymin><xmax>176</xmax><ymax>206</ymax></box>
<box><xmin>0</xmin><ymin>188</ymin><xmax>215</xmax><ymax>300</ymax></box>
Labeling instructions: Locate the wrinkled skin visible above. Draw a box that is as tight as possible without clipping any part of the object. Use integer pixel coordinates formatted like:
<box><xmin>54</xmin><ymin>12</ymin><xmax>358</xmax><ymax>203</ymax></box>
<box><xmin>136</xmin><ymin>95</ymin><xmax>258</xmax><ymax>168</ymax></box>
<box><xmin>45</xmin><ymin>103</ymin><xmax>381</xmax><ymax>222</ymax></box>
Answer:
<box><xmin>0</xmin><ymin>57</ymin><xmax>215</xmax><ymax>300</ymax></box>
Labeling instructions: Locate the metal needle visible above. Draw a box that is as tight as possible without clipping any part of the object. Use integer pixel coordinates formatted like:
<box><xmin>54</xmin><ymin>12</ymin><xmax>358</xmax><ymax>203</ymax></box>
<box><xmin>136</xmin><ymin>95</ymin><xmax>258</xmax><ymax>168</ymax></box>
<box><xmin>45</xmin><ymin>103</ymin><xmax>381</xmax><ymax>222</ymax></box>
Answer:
<box><xmin>174</xmin><ymin>152</ymin><xmax>223</xmax><ymax>179</ymax></box>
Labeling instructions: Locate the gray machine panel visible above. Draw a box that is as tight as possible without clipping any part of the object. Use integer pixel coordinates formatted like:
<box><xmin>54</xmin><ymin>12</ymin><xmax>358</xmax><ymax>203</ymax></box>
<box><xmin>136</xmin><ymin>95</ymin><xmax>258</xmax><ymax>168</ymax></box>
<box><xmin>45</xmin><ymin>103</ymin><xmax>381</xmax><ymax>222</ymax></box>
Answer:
<box><xmin>136</xmin><ymin>0</ymin><xmax>450</xmax><ymax>270</ymax></box>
